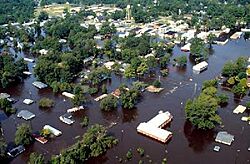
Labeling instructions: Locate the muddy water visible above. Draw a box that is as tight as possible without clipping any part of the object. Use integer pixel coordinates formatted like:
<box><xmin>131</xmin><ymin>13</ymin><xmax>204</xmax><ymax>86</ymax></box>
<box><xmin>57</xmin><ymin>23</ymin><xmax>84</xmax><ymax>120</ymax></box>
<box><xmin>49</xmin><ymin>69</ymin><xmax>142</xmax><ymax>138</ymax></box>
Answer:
<box><xmin>1</xmin><ymin>37</ymin><xmax>250</xmax><ymax>164</ymax></box>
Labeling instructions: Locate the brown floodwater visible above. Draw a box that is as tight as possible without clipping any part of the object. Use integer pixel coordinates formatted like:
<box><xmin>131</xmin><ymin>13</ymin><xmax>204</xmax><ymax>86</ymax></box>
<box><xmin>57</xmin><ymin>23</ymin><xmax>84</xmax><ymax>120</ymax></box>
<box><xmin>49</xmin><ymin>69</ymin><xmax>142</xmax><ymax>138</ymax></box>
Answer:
<box><xmin>1</xmin><ymin>37</ymin><xmax>250</xmax><ymax>164</ymax></box>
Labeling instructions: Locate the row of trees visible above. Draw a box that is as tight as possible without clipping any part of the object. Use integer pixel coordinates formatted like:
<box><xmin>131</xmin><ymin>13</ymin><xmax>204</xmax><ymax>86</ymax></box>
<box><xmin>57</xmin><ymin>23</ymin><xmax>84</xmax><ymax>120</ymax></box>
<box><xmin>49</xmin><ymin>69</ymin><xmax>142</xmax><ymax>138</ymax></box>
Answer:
<box><xmin>51</xmin><ymin>124</ymin><xmax>118</xmax><ymax>163</ymax></box>
<box><xmin>100</xmin><ymin>83</ymin><xmax>142</xmax><ymax>111</ymax></box>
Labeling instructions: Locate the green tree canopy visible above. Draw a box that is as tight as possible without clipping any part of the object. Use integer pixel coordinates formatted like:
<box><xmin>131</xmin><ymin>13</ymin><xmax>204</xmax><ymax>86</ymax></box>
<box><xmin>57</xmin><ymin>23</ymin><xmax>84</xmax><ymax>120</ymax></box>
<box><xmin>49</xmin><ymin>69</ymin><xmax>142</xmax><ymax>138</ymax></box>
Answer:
<box><xmin>15</xmin><ymin>123</ymin><xmax>33</xmax><ymax>145</ymax></box>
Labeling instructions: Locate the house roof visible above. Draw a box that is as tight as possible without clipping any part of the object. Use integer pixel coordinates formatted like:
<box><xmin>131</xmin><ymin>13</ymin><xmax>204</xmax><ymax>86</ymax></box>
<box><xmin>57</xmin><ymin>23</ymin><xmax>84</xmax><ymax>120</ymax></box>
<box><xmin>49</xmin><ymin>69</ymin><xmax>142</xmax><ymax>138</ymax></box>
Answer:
<box><xmin>17</xmin><ymin>110</ymin><xmax>35</xmax><ymax>120</ymax></box>
<box><xmin>215</xmin><ymin>131</ymin><xmax>234</xmax><ymax>145</ymax></box>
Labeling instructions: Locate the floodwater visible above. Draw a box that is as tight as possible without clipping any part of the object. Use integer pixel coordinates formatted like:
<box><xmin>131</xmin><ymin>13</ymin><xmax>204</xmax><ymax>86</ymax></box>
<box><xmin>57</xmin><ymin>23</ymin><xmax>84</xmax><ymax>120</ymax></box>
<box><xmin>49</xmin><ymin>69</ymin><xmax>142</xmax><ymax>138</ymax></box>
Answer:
<box><xmin>1</xmin><ymin>37</ymin><xmax>250</xmax><ymax>164</ymax></box>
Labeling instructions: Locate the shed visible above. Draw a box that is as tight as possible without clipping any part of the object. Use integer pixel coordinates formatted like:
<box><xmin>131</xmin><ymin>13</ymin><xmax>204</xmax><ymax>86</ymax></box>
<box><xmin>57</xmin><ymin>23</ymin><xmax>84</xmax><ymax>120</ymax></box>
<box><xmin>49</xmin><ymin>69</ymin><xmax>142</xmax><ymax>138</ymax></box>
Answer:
<box><xmin>17</xmin><ymin>110</ymin><xmax>35</xmax><ymax>120</ymax></box>
<box><xmin>215</xmin><ymin>131</ymin><xmax>234</xmax><ymax>145</ymax></box>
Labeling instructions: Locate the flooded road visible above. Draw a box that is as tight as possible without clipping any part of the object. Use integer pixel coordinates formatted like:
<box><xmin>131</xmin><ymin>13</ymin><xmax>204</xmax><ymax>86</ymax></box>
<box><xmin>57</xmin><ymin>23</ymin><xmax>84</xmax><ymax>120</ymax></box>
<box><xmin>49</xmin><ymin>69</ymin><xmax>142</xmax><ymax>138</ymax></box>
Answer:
<box><xmin>1</xmin><ymin>37</ymin><xmax>250</xmax><ymax>164</ymax></box>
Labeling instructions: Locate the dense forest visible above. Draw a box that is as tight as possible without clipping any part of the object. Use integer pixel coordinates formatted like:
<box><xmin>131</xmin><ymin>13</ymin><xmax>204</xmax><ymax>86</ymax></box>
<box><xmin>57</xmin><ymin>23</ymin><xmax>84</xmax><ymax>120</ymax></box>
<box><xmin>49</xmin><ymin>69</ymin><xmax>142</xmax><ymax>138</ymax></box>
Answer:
<box><xmin>0</xmin><ymin>0</ymin><xmax>35</xmax><ymax>25</ymax></box>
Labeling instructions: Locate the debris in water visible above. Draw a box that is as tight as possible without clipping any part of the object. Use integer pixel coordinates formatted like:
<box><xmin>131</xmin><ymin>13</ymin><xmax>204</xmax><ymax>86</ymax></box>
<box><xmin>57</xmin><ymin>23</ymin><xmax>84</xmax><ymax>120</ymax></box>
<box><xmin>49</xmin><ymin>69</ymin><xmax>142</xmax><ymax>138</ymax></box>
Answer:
<box><xmin>213</xmin><ymin>146</ymin><xmax>220</xmax><ymax>152</ymax></box>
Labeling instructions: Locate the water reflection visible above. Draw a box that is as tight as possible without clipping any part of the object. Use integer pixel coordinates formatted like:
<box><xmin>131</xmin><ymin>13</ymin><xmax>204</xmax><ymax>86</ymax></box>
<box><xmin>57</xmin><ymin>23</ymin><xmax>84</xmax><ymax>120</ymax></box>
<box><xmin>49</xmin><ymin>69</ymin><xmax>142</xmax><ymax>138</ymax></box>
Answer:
<box><xmin>121</xmin><ymin>108</ymin><xmax>138</xmax><ymax>123</ymax></box>
<box><xmin>184</xmin><ymin>121</ymin><xmax>215</xmax><ymax>153</ymax></box>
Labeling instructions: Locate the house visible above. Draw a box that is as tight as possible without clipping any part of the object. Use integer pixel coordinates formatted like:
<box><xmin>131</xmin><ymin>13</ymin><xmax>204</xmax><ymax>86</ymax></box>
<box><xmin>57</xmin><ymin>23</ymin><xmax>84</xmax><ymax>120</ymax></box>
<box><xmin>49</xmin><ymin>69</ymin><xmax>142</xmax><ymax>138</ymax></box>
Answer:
<box><xmin>32</xmin><ymin>81</ymin><xmax>48</xmax><ymax>89</ymax></box>
<box><xmin>17</xmin><ymin>110</ymin><xmax>35</xmax><ymax>120</ymax></box>
<box><xmin>104</xmin><ymin>61</ymin><xmax>115</xmax><ymax>70</ymax></box>
<box><xmin>0</xmin><ymin>93</ymin><xmax>10</xmax><ymax>99</ymax></box>
<box><xmin>59</xmin><ymin>113</ymin><xmax>75</xmax><ymax>125</ymax></box>
<box><xmin>23</xmin><ymin>99</ymin><xmax>34</xmax><ymax>105</ymax></box>
<box><xmin>193</xmin><ymin>61</ymin><xmax>208</xmax><ymax>74</ymax></box>
<box><xmin>181</xmin><ymin>43</ymin><xmax>191</xmax><ymax>52</ymax></box>
<box><xmin>39</xmin><ymin>49</ymin><xmax>48</xmax><ymax>55</ymax></box>
<box><xmin>62</xmin><ymin>92</ymin><xmax>75</xmax><ymax>99</ymax></box>
<box><xmin>43</xmin><ymin>125</ymin><xmax>62</xmax><ymax>137</ymax></box>
<box><xmin>230</xmin><ymin>32</ymin><xmax>242</xmax><ymax>40</ymax></box>
<box><xmin>67</xmin><ymin>106</ymin><xmax>84</xmax><ymax>113</ymax></box>
<box><xmin>137</xmin><ymin>111</ymin><xmax>173</xmax><ymax>143</ymax></box>
<box><xmin>215</xmin><ymin>131</ymin><xmax>234</xmax><ymax>146</ymax></box>
<box><xmin>111</xmin><ymin>89</ymin><xmax>121</xmax><ymax>98</ymax></box>
<box><xmin>233</xmin><ymin>105</ymin><xmax>246</xmax><ymax>114</ymax></box>
<box><xmin>94</xmin><ymin>94</ymin><xmax>108</xmax><ymax>101</ymax></box>
<box><xmin>83</xmin><ymin>56</ymin><xmax>95</xmax><ymax>64</ymax></box>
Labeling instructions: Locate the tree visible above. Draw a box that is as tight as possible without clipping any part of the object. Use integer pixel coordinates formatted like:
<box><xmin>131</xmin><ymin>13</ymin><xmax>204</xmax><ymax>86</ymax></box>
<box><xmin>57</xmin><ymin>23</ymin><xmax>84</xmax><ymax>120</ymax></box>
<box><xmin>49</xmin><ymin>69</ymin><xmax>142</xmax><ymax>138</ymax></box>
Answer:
<box><xmin>38</xmin><ymin>11</ymin><xmax>49</xmax><ymax>22</ymax></box>
<box><xmin>99</xmin><ymin>22</ymin><xmax>116</xmax><ymax>36</ymax></box>
<box><xmin>174</xmin><ymin>55</ymin><xmax>187</xmax><ymax>67</ymax></box>
<box><xmin>110</xmin><ymin>10</ymin><xmax>125</xmax><ymax>20</ymax></box>
<box><xmin>15</xmin><ymin>123</ymin><xmax>33</xmax><ymax>145</ymax></box>
<box><xmin>153</xmin><ymin>80</ymin><xmax>161</xmax><ymax>88</ymax></box>
<box><xmin>202</xmin><ymin>87</ymin><xmax>217</xmax><ymax>96</ymax></box>
<box><xmin>0</xmin><ymin>138</ymin><xmax>7</xmax><ymax>160</ymax></box>
<box><xmin>51</xmin><ymin>124</ymin><xmax>118</xmax><ymax>162</ymax></box>
<box><xmin>39</xmin><ymin>98</ymin><xmax>54</xmax><ymax>108</ymax></box>
<box><xmin>159</xmin><ymin>54</ymin><xmax>171</xmax><ymax>68</ymax></box>
<box><xmin>202</xmin><ymin>79</ymin><xmax>218</xmax><ymax>90</ymax></box>
<box><xmin>207</xmin><ymin>33</ymin><xmax>216</xmax><ymax>49</ymax></box>
<box><xmin>28</xmin><ymin>152</ymin><xmax>45</xmax><ymax>164</ymax></box>
<box><xmin>126</xmin><ymin>150</ymin><xmax>133</xmax><ymax>160</ymax></box>
<box><xmin>190</xmin><ymin>37</ymin><xmax>208</xmax><ymax>60</ymax></box>
<box><xmin>121</xmin><ymin>89</ymin><xmax>140</xmax><ymax>109</ymax></box>
<box><xmin>217</xmin><ymin>93</ymin><xmax>229</xmax><ymax>104</ymax></box>
<box><xmin>124</xmin><ymin>65</ymin><xmax>136</xmax><ymax>78</ymax></box>
<box><xmin>246</xmin><ymin>101</ymin><xmax>250</xmax><ymax>109</ymax></box>
<box><xmin>227</xmin><ymin>77</ymin><xmax>236</xmax><ymax>85</ymax></box>
<box><xmin>137</xmin><ymin>61</ymin><xmax>149</xmax><ymax>75</ymax></box>
<box><xmin>80</xmin><ymin>116</ymin><xmax>89</xmax><ymax>127</ymax></box>
<box><xmin>222</xmin><ymin>57</ymin><xmax>248</xmax><ymax>77</ymax></box>
<box><xmin>101</xmin><ymin>85</ymin><xmax>107</xmax><ymax>94</ymax></box>
<box><xmin>100</xmin><ymin>95</ymin><xmax>118</xmax><ymax>111</ymax></box>
<box><xmin>72</xmin><ymin>94</ymin><xmax>86</xmax><ymax>107</ymax></box>
<box><xmin>146</xmin><ymin>56</ymin><xmax>157</xmax><ymax>69</ymax></box>
<box><xmin>231</xmin><ymin>83</ymin><xmax>247</xmax><ymax>98</ymax></box>
<box><xmin>185</xmin><ymin>91</ymin><xmax>221</xmax><ymax>129</ymax></box>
